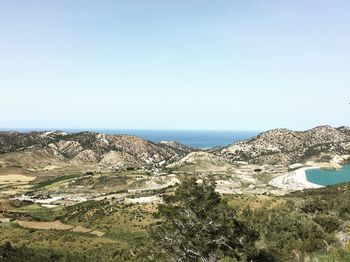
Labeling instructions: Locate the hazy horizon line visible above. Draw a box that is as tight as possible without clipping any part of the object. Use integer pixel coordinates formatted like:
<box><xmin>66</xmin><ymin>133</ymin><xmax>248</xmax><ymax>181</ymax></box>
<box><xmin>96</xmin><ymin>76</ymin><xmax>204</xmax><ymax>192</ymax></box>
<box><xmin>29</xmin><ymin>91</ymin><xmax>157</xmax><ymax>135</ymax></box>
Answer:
<box><xmin>0</xmin><ymin>127</ymin><xmax>263</xmax><ymax>132</ymax></box>
<box><xmin>0</xmin><ymin>124</ymin><xmax>347</xmax><ymax>133</ymax></box>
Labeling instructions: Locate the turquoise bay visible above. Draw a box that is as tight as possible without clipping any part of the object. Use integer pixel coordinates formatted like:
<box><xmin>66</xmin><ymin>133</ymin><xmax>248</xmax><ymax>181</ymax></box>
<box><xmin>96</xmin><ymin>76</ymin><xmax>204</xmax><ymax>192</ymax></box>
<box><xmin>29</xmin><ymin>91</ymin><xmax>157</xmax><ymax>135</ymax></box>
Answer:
<box><xmin>306</xmin><ymin>164</ymin><xmax>350</xmax><ymax>186</ymax></box>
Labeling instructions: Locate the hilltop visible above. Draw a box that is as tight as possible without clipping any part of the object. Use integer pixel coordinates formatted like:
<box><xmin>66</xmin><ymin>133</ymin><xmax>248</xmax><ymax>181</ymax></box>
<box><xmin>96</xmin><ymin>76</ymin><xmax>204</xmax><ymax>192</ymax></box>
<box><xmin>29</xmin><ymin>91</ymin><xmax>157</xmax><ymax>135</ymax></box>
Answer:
<box><xmin>212</xmin><ymin>125</ymin><xmax>350</xmax><ymax>166</ymax></box>
<box><xmin>0</xmin><ymin>131</ymin><xmax>191</xmax><ymax>170</ymax></box>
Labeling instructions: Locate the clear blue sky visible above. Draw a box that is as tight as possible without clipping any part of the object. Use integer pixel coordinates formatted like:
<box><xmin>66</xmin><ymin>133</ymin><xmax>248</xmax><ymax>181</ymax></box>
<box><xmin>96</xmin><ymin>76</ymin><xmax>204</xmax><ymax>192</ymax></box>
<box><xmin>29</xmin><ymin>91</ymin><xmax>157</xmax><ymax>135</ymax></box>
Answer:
<box><xmin>1</xmin><ymin>0</ymin><xmax>349</xmax><ymax>131</ymax></box>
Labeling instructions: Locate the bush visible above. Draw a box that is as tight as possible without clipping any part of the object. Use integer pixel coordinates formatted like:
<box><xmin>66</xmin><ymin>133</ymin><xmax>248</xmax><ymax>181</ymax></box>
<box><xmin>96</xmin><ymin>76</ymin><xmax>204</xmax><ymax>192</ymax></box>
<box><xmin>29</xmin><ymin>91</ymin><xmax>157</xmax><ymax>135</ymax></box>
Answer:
<box><xmin>149</xmin><ymin>178</ymin><xmax>259</xmax><ymax>261</ymax></box>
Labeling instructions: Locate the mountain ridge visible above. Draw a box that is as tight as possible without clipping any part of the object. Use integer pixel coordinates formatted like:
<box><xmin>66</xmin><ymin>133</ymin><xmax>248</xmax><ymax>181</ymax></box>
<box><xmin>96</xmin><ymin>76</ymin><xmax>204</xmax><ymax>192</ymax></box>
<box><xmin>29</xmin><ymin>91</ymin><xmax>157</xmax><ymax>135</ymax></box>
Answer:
<box><xmin>1</xmin><ymin>125</ymin><xmax>350</xmax><ymax>169</ymax></box>
<box><xmin>213</xmin><ymin>125</ymin><xmax>350</xmax><ymax>165</ymax></box>
<box><xmin>0</xmin><ymin>131</ymin><xmax>192</xmax><ymax>169</ymax></box>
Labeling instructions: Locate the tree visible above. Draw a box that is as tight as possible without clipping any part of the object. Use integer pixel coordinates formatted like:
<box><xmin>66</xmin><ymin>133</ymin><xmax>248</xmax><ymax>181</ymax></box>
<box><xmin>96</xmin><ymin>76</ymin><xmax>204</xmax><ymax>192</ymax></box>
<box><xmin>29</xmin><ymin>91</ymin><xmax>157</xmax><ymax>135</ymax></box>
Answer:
<box><xmin>149</xmin><ymin>178</ymin><xmax>258</xmax><ymax>261</ymax></box>
<box><xmin>263</xmin><ymin>210</ymin><xmax>331</xmax><ymax>259</ymax></box>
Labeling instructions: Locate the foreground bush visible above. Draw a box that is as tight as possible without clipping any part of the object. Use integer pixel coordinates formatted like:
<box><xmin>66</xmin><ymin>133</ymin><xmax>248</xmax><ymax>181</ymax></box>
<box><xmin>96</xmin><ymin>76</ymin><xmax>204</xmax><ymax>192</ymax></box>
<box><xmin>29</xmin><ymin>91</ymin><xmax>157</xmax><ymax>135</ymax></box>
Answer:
<box><xmin>149</xmin><ymin>178</ymin><xmax>258</xmax><ymax>261</ymax></box>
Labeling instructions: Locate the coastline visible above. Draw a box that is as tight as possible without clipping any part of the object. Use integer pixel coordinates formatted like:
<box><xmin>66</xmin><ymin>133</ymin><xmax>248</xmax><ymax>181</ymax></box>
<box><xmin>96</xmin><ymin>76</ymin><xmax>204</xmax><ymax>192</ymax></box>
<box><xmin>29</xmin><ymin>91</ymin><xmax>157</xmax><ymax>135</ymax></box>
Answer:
<box><xmin>269</xmin><ymin>167</ymin><xmax>323</xmax><ymax>191</ymax></box>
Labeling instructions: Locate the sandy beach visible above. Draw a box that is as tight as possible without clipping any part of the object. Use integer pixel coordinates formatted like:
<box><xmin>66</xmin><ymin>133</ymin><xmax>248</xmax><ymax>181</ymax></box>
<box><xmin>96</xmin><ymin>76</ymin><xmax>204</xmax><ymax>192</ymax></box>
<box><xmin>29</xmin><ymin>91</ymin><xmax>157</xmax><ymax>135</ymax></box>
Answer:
<box><xmin>269</xmin><ymin>167</ymin><xmax>323</xmax><ymax>191</ymax></box>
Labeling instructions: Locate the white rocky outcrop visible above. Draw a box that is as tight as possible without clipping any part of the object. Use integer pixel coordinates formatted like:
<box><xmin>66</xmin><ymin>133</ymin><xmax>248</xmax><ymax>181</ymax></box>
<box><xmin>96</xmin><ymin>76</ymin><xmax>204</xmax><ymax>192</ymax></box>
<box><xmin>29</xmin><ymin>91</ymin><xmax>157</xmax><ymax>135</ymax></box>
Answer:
<box><xmin>167</xmin><ymin>151</ymin><xmax>225</xmax><ymax>168</ymax></box>
<box><xmin>99</xmin><ymin>151</ymin><xmax>129</xmax><ymax>167</ymax></box>
<box><xmin>71</xmin><ymin>149</ymin><xmax>99</xmax><ymax>164</ymax></box>
<box><xmin>269</xmin><ymin>167</ymin><xmax>323</xmax><ymax>191</ymax></box>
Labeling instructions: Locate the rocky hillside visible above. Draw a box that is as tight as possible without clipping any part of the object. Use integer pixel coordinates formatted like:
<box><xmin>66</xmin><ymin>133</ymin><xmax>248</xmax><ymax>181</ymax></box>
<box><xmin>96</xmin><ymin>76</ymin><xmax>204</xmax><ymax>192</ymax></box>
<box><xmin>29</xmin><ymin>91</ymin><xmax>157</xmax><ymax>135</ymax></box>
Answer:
<box><xmin>0</xmin><ymin>131</ymin><xmax>192</xmax><ymax>169</ymax></box>
<box><xmin>213</xmin><ymin>126</ymin><xmax>350</xmax><ymax>165</ymax></box>
<box><xmin>2</xmin><ymin>126</ymin><xmax>350</xmax><ymax>169</ymax></box>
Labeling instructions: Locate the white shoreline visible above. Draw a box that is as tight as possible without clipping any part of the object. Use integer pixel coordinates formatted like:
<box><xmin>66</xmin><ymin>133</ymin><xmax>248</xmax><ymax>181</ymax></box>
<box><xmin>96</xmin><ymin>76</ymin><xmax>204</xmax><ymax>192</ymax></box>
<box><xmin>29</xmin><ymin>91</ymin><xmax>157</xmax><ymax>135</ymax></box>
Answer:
<box><xmin>269</xmin><ymin>167</ymin><xmax>323</xmax><ymax>191</ymax></box>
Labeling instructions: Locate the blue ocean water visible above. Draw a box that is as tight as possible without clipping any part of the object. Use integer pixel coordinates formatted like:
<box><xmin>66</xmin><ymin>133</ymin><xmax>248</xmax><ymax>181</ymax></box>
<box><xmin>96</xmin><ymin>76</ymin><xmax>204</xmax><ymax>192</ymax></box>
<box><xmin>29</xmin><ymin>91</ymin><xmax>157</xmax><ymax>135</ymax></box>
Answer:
<box><xmin>306</xmin><ymin>164</ymin><xmax>350</xmax><ymax>186</ymax></box>
<box><xmin>99</xmin><ymin>130</ymin><xmax>260</xmax><ymax>149</ymax></box>
<box><xmin>6</xmin><ymin>129</ymin><xmax>260</xmax><ymax>149</ymax></box>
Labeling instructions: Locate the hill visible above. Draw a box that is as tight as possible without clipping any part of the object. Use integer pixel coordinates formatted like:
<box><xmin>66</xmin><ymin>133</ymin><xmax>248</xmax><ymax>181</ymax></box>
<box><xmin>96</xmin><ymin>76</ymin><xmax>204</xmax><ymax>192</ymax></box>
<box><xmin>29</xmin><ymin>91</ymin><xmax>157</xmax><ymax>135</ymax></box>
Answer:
<box><xmin>213</xmin><ymin>125</ymin><xmax>350</xmax><ymax>165</ymax></box>
<box><xmin>0</xmin><ymin>131</ymin><xmax>192</xmax><ymax>170</ymax></box>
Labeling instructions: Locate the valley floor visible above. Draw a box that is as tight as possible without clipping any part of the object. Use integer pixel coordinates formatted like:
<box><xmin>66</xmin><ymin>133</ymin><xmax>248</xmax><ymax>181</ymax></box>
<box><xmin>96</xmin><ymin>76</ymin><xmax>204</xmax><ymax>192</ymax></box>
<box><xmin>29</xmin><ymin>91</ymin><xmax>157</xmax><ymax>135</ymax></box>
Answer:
<box><xmin>1</xmin><ymin>152</ymin><xmax>350</xmax><ymax>261</ymax></box>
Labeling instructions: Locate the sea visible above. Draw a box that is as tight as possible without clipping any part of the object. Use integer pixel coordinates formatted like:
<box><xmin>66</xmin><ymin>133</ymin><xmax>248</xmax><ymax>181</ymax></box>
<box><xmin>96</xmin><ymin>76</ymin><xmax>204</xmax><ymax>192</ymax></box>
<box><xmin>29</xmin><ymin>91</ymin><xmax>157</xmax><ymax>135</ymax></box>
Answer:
<box><xmin>306</xmin><ymin>164</ymin><xmax>350</xmax><ymax>186</ymax></box>
<box><xmin>5</xmin><ymin>129</ymin><xmax>261</xmax><ymax>149</ymax></box>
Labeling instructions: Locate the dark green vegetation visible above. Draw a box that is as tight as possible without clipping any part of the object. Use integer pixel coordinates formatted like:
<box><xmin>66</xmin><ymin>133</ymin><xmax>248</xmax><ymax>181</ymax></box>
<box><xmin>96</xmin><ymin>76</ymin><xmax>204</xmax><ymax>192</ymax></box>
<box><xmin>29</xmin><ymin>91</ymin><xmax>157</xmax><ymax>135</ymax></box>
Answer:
<box><xmin>148</xmin><ymin>180</ymin><xmax>350</xmax><ymax>261</ymax></box>
<box><xmin>149</xmin><ymin>179</ymin><xmax>258</xmax><ymax>261</ymax></box>
<box><xmin>2</xmin><ymin>182</ymin><xmax>350</xmax><ymax>261</ymax></box>
<box><xmin>5</xmin><ymin>203</ymin><xmax>64</xmax><ymax>222</ymax></box>
<box><xmin>31</xmin><ymin>174</ymin><xmax>82</xmax><ymax>189</ymax></box>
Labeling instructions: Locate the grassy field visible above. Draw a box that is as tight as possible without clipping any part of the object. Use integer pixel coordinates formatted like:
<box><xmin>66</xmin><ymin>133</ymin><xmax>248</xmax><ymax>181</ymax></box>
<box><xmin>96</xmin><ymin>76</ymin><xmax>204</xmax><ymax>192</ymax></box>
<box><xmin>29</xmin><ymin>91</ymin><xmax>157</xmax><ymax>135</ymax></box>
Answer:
<box><xmin>31</xmin><ymin>174</ymin><xmax>82</xmax><ymax>190</ymax></box>
<box><xmin>0</xmin><ymin>191</ymin><xmax>289</xmax><ymax>260</ymax></box>
<box><xmin>0</xmin><ymin>199</ymin><xmax>156</xmax><ymax>261</ymax></box>
<box><xmin>226</xmin><ymin>194</ymin><xmax>286</xmax><ymax>210</ymax></box>
<box><xmin>6</xmin><ymin>203</ymin><xmax>64</xmax><ymax>221</ymax></box>
<box><xmin>0</xmin><ymin>222</ymin><xmax>129</xmax><ymax>261</ymax></box>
